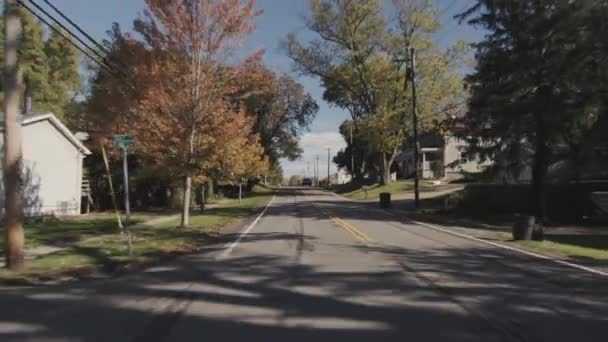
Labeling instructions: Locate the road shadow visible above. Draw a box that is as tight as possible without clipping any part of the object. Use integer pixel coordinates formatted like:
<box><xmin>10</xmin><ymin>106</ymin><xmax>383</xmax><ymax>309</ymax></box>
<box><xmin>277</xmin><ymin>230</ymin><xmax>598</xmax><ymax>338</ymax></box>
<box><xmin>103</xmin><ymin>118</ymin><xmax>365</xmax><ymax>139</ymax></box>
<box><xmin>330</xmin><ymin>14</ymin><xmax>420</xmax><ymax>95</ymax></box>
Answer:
<box><xmin>1</xmin><ymin>188</ymin><xmax>607</xmax><ymax>341</ymax></box>
<box><xmin>1</xmin><ymin>240</ymin><xmax>608</xmax><ymax>341</ymax></box>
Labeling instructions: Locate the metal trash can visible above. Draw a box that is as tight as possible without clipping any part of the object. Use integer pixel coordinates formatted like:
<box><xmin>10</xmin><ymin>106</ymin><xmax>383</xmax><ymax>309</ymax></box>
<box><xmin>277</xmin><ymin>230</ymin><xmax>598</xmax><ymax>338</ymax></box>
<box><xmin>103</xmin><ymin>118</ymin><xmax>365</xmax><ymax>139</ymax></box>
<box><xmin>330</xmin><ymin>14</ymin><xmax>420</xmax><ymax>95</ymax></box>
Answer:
<box><xmin>379</xmin><ymin>192</ymin><xmax>391</xmax><ymax>209</ymax></box>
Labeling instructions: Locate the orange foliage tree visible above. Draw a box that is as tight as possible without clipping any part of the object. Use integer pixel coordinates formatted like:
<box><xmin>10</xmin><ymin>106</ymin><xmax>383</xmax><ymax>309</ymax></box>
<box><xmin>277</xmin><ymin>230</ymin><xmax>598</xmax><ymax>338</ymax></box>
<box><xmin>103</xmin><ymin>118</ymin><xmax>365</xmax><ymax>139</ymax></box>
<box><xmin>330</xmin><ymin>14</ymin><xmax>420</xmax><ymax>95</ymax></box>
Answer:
<box><xmin>86</xmin><ymin>0</ymin><xmax>266</xmax><ymax>227</ymax></box>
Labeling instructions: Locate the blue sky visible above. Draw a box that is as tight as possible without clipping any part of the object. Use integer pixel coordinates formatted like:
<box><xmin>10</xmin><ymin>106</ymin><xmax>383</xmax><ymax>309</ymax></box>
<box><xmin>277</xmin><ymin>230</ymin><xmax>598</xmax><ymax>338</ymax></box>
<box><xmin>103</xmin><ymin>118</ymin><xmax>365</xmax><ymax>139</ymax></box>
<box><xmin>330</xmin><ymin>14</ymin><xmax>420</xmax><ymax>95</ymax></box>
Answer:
<box><xmin>49</xmin><ymin>0</ymin><xmax>483</xmax><ymax>178</ymax></box>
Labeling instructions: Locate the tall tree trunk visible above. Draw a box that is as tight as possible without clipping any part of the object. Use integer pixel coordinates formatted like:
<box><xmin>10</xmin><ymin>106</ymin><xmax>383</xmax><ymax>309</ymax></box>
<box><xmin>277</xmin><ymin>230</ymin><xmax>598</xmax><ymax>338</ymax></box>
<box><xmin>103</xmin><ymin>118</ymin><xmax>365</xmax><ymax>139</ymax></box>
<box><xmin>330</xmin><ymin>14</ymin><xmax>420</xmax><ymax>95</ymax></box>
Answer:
<box><xmin>532</xmin><ymin>112</ymin><xmax>548</xmax><ymax>222</ymax></box>
<box><xmin>381</xmin><ymin>152</ymin><xmax>391</xmax><ymax>185</ymax></box>
<box><xmin>181</xmin><ymin>175</ymin><xmax>191</xmax><ymax>227</ymax></box>
<box><xmin>200</xmin><ymin>184</ymin><xmax>205</xmax><ymax>212</ymax></box>
<box><xmin>357</xmin><ymin>160</ymin><xmax>366</xmax><ymax>183</ymax></box>
<box><xmin>207</xmin><ymin>179</ymin><xmax>214</xmax><ymax>199</ymax></box>
<box><xmin>182</xmin><ymin>123</ymin><xmax>195</xmax><ymax>227</ymax></box>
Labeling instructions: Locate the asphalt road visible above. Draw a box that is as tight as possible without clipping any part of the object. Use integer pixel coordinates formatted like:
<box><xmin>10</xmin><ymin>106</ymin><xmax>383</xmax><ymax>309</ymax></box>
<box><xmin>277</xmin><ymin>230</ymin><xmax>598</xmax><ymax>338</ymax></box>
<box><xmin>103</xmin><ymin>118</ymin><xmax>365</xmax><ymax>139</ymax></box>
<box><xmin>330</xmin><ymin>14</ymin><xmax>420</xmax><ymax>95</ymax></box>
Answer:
<box><xmin>1</xmin><ymin>188</ymin><xmax>608</xmax><ymax>341</ymax></box>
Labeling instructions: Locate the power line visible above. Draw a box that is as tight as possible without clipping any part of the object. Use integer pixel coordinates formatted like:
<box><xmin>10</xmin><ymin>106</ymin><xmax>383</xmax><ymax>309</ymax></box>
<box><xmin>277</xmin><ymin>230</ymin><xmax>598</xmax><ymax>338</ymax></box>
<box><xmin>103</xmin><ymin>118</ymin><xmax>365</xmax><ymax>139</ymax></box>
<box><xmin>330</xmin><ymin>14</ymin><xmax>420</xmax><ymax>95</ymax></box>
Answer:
<box><xmin>40</xmin><ymin>0</ymin><xmax>111</xmax><ymax>56</ymax></box>
<box><xmin>16</xmin><ymin>0</ymin><xmax>117</xmax><ymax>76</ymax></box>
<box><xmin>433</xmin><ymin>99</ymin><xmax>467</xmax><ymax>117</ymax></box>
<box><xmin>22</xmin><ymin>0</ymin><xmax>115</xmax><ymax>73</ymax></box>
<box><xmin>39</xmin><ymin>0</ymin><xmax>135</xmax><ymax>75</ymax></box>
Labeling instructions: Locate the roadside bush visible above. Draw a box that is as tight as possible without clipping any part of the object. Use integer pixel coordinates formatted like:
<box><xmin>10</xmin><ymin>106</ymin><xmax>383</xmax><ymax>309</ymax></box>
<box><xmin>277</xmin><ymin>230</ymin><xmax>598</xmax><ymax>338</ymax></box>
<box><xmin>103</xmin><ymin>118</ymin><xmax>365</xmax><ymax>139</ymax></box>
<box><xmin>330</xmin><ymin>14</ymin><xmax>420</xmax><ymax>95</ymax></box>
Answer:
<box><xmin>455</xmin><ymin>182</ymin><xmax>608</xmax><ymax>223</ymax></box>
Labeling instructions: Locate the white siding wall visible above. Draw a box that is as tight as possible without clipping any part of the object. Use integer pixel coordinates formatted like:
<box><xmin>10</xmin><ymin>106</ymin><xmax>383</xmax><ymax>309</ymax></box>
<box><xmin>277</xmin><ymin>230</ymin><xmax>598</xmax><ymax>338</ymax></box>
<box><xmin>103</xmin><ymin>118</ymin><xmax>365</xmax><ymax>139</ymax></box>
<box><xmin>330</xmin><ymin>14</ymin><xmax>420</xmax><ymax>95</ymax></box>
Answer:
<box><xmin>0</xmin><ymin>120</ymin><xmax>84</xmax><ymax>216</ymax></box>
<box><xmin>444</xmin><ymin>136</ymin><xmax>486</xmax><ymax>174</ymax></box>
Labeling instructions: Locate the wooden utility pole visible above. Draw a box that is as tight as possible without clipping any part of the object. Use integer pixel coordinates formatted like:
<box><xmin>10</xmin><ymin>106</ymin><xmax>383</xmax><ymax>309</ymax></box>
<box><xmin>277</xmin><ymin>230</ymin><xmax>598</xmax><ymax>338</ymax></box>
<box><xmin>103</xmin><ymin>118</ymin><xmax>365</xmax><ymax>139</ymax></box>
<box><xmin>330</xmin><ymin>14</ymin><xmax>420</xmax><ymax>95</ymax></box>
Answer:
<box><xmin>316</xmin><ymin>155</ymin><xmax>320</xmax><ymax>186</ymax></box>
<box><xmin>350</xmin><ymin>124</ymin><xmax>354</xmax><ymax>182</ymax></box>
<box><xmin>327</xmin><ymin>148</ymin><xmax>331</xmax><ymax>186</ymax></box>
<box><xmin>307</xmin><ymin>161</ymin><xmax>310</xmax><ymax>178</ymax></box>
<box><xmin>3</xmin><ymin>0</ymin><xmax>25</xmax><ymax>271</ymax></box>
<box><xmin>410</xmin><ymin>48</ymin><xmax>420</xmax><ymax>209</ymax></box>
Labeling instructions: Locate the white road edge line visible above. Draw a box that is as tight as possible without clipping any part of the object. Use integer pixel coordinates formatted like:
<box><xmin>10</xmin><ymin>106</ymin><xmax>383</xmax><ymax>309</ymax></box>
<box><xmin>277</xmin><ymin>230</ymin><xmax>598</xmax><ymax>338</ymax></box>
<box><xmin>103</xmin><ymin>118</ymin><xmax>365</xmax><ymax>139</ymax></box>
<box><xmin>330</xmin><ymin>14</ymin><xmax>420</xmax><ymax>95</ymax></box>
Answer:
<box><xmin>326</xmin><ymin>189</ymin><xmax>608</xmax><ymax>278</ymax></box>
<box><xmin>383</xmin><ymin>210</ymin><xmax>608</xmax><ymax>278</ymax></box>
<box><xmin>216</xmin><ymin>195</ymin><xmax>276</xmax><ymax>260</ymax></box>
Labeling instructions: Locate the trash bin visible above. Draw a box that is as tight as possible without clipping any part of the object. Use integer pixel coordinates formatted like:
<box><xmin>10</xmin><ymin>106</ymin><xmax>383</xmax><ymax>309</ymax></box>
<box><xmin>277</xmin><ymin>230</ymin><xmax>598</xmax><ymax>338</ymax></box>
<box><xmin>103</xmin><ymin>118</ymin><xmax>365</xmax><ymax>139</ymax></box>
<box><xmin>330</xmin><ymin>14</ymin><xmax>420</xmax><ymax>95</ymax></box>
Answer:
<box><xmin>512</xmin><ymin>216</ymin><xmax>535</xmax><ymax>240</ymax></box>
<box><xmin>379</xmin><ymin>192</ymin><xmax>391</xmax><ymax>209</ymax></box>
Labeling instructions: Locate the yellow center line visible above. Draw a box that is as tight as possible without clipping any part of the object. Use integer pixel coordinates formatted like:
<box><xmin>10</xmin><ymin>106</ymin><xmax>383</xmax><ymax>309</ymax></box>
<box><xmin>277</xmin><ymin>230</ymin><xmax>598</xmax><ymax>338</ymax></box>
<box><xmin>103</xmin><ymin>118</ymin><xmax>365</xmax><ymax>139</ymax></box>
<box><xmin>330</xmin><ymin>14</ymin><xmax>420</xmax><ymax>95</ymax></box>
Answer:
<box><xmin>312</xmin><ymin>202</ymin><xmax>373</xmax><ymax>243</ymax></box>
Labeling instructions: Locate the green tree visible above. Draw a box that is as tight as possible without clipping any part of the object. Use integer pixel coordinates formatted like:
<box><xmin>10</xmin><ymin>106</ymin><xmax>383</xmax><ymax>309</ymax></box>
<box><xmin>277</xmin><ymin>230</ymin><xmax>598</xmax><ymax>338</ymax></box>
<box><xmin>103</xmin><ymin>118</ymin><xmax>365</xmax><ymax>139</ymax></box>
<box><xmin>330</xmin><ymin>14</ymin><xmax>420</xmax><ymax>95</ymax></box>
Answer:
<box><xmin>240</xmin><ymin>65</ymin><xmax>319</xmax><ymax>164</ymax></box>
<box><xmin>458</xmin><ymin>0</ymin><xmax>608</xmax><ymax>219</ymax></box>
<box><xmin>288</xmin><ymin>175</ymin><xmax>302</xmax><ymax>186</ymax></box>
<box><xmin>286</xmin><ymin>0</ymin><xmax>466</xmax><ymax>184</ymax></box>
<box><xmin>0</xmin><ymin>8</ymin><xmax>48</xmax><ymax>111</ymax></box>
<box><xmin>44</xmin><ymin>26</ymin><xmax>82</xmax><ymax>118</ymax></box>
<box><xmin>333</xmin><ymin>120</ymin><xmax>376</xmax><ymax>181</ymax></box>
<box><xmin>266</xmin><ymin>162</ymin><xmax>284</xmax><ymax>185</ymax></box>
<box><xmin>0</xmin><ymin>11</ymin><xmax>81</xmax><ymax>117</ymax></box>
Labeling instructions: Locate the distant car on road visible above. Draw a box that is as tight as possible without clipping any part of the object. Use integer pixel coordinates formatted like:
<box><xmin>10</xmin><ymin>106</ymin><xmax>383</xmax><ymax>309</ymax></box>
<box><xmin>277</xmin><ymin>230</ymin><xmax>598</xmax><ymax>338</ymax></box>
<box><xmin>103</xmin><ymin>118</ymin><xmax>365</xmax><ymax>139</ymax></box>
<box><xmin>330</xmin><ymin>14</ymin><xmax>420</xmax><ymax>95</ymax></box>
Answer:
<box><xmin>302</xmin><ymin>178</ymin><xmax>313</xmax><ymax>186</ymax></box>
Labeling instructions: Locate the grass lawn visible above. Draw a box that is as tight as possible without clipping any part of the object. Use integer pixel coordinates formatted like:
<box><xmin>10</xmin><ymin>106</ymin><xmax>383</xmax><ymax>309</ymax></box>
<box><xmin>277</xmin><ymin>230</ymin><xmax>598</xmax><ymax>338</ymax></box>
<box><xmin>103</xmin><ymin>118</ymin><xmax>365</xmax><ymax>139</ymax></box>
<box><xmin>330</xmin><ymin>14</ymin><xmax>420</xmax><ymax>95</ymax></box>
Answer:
<box><xmin>0</xmin><ymin>185</ymin><xmax>273</xmax><ymax>284</ymax></box>
<box><xmin>333</xmin><ymin>180</ymin><xmax>435</xmax><ymax>201</ymax></box>
<box><xmin>516</xmin><ymin>240</ymin><xmax>608</xmax><ymax>261</ymax></box>
<box><xmin>407</xmin><ymin>209</ymin><xmax>608</xmax><ymax>262</ymax></box>
<box><xmin>0</xmin><ymin>212</ymin><xmax>163</xmax><ymax>255</ymax></box>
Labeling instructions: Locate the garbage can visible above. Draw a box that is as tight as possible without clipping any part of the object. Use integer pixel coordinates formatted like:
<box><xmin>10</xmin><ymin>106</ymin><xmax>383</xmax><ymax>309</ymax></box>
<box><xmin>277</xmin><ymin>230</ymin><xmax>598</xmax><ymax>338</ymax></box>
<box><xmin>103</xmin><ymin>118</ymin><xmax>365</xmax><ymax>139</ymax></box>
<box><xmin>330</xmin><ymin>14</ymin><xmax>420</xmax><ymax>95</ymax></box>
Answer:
<box><xmin>379</xmin><ymin>192</ymin><xmax>391</xmax><ymax>209</ymax></box>
<box><xmin>512</xmin><ymin>216</ymin><xmax>535</xmax><ymax>240</ymax></box>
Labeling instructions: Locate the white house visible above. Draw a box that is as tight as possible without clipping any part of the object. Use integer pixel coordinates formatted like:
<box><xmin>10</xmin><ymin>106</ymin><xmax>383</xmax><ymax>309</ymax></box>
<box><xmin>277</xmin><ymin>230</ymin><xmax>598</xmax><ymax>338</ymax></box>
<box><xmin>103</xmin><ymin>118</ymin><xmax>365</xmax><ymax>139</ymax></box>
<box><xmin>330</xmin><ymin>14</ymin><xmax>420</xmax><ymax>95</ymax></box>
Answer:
<box><xmin>334</xmin><ymin>168</ymin><xmax>352</xmax><ymax>184</ymax></box>
<box><xmin>397</xmin><ymin>134</ymin><xmax>487</xmax><ymax>180</ymax></box>
<box><xmin>0</xmin><ymin>113</ymin><xmax>91</xmax><ymax>216</ymax></box>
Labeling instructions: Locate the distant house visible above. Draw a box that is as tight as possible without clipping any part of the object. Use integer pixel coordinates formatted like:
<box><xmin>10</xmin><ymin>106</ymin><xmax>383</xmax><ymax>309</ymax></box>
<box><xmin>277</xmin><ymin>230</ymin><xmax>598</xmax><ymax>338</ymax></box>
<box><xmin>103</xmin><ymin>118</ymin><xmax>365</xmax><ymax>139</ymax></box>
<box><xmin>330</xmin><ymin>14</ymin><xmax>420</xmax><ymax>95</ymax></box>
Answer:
<box><xmin>396</xmin><ymin>133</ymin><xmax>487</xmax><ymax>180</ymax></box>
<box><xmin>0</xmin><ymin>113</ymin><xmax>91</xmax><ymax>216</ymax></box>
<box><xmin>332</xmin><ymin>168</ymin><xmax>352</xmax><ymax>184</ymax></box>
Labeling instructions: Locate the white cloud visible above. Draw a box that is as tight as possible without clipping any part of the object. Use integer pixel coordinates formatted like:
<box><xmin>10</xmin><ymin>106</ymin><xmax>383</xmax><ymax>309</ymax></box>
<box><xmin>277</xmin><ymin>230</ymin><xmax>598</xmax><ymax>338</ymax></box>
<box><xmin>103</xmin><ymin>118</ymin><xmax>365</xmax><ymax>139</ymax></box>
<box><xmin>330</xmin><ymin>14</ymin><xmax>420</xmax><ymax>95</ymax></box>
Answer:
<box><xmin>281</xmin><ymin>131</ymin><xmax>347</xmax><ymax>178</ymax></box>
<box><xmin>300</xmin><ymin>131</ymin><xmax>346</xmax><ymax>150</ymax></box>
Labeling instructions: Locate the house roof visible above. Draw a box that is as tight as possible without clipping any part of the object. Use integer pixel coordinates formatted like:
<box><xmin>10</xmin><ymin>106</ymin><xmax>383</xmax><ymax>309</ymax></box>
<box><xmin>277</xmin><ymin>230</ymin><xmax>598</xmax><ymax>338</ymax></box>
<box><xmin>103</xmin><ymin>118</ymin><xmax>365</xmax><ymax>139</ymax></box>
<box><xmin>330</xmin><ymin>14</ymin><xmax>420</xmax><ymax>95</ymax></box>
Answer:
<box><xmin>1</xmin><ymin>112</ymin><xmax>92</xmax><ymax>155</ymax></box>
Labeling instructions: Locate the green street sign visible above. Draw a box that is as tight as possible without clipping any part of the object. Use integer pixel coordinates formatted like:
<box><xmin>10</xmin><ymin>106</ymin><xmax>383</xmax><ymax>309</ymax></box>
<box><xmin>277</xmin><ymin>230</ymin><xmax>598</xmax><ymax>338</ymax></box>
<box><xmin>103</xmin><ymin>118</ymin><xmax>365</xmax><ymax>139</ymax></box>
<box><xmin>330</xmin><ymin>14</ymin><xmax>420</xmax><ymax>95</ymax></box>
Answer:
<box><xmin>113</xmin><ymin>134</ymin><xmax>134</xmax><ymax>151</ymax></box>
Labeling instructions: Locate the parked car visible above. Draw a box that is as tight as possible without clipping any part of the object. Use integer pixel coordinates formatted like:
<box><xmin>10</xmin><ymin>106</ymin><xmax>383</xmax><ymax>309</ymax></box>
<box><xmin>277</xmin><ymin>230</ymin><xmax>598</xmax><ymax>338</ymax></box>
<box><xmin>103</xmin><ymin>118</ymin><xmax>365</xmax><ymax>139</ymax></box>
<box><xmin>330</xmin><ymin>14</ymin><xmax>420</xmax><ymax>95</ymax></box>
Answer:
<box><xmin>302</xmin><ymin>178</ymin><xmax>313</xmax><ymax>186</ymax></box>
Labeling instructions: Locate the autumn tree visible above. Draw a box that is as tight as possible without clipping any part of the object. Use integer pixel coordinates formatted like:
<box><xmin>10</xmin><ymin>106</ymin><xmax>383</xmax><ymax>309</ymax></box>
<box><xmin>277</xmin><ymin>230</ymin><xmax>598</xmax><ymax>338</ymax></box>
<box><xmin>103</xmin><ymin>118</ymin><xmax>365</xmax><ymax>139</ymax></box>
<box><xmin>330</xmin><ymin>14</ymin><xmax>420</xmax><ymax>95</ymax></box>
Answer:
<box><xmin>85</xmin><ymin>0</ymin><xmax>265</xmax><ymax>227</ymax></box>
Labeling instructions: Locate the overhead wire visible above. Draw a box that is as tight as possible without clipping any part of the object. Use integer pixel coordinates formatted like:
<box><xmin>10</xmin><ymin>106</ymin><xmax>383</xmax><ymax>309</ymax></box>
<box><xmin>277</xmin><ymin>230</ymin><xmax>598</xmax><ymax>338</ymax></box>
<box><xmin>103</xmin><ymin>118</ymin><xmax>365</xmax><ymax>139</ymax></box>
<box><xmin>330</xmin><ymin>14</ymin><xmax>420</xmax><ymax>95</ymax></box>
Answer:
<box><xmin>38</xmin><ymin>0</ymin><xmax>136</xmax><ymax>76</ymax></box>
<box><xmin>22</xmin><ymin>0</ymin><xmax>122</xmax><ymax>75</ymax></box>
<box><xmin>40</xmin><ymin>0</ymin><xmax>111</xmax><ymax>56</ymax></box>
<box><xmin>17</xmin><ymin>0</ymin><xmax>136</xmax><ymax>88</ymax></box>
<box><xmin>16</xmin><ymin>0</ymin><xmax>117</xmax><ymax>76</ymax></box>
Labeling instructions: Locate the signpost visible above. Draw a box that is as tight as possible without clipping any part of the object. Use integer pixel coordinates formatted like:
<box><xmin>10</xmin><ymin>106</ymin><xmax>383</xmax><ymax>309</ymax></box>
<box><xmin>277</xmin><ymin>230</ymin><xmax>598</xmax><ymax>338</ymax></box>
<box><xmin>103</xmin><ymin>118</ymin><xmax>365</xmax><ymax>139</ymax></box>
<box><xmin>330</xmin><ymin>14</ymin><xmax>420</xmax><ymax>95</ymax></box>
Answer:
<box><xmin>113</xmin><ymin>134</ymin><xmax>133</xmax><ymax>255</ymax></box>
<box><xmin>113</xmin><ymin>134</ymin><xmax>134</xmax><ymax>225</ymax></box>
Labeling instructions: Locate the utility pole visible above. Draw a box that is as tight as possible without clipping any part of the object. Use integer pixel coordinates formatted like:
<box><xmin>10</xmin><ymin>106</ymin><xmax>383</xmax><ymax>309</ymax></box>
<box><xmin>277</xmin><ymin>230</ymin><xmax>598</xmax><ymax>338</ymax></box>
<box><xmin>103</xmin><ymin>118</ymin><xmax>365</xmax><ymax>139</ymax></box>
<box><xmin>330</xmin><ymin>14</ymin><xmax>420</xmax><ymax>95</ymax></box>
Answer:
<box><xmin>307</xmin><ymin>161</ymin><xmax>310</xmax><ymax>178</ymax></box>
<box><xmin>327</xmin><ymin>148</ymin><xmax>331</xmax><ymax>186</ymax></box>
<box><xmin>410</xmin><ymin>48</ymin><xmax>420</xmax><ymax>209</ymax></box>
<box><xmin>3</xmin><ymin>0</ymin><xmax>24</xmax><ymax>270</ymax></box>
<box><xmin>350</xmin><ymin>124</ymin><xmax>355</xmax><ymax>183</ymax></box>
<box><xmin>316</xmin><ymin>155</ymin><xmax>320</xmax><ymax>186</ymax></box>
